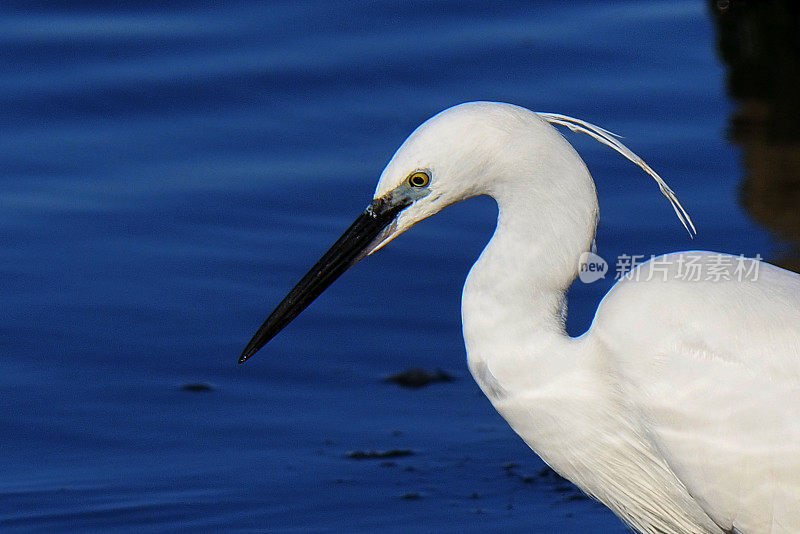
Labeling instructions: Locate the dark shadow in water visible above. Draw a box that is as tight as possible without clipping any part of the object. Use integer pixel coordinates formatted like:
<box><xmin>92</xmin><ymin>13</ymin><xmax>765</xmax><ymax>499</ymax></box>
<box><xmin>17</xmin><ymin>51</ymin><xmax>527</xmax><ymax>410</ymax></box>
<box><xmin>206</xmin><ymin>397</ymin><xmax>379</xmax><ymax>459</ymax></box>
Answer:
<box><xmin>709</xmin><ymin>0</ymin><xmax>800</xmax><ymax>270</ymax></box>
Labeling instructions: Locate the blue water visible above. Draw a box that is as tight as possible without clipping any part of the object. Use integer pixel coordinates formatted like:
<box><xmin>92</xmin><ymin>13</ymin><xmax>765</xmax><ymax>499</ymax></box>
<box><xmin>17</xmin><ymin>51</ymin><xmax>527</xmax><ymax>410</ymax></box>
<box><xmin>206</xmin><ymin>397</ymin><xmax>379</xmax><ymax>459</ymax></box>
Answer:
<box><xmin>0</xmin><ymin>1</ymin><xmax>779</xmax><ymax>532</ymax></box>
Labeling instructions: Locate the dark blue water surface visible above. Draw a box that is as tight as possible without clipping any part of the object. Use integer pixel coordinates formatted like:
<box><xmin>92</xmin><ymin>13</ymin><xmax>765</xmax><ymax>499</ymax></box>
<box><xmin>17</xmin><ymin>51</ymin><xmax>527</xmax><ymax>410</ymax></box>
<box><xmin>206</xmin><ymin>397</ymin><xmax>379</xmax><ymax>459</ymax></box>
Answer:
<box><xmin>1</xmin><ymin>1</ymin><xmax>785</xmax><ymax>532</ymax></box>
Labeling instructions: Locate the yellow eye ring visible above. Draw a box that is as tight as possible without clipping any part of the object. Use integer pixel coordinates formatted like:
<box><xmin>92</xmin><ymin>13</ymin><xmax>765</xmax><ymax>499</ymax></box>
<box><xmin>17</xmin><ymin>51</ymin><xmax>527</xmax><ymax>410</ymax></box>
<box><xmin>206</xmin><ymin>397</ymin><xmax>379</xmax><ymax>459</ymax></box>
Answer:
<box><xmin>407</xmin><ymin>171</ymin><xmax>430</xmax><ymax>188</ymax></box>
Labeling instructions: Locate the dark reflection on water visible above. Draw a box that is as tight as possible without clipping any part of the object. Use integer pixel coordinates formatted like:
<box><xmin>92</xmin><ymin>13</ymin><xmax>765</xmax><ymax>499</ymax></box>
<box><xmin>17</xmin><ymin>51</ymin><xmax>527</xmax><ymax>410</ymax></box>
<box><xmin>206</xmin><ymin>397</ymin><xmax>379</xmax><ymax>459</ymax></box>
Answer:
<box><xmin>710</xmin><ymin>0</ymin><xmax>800</xmax><ymax>270</ymax></box>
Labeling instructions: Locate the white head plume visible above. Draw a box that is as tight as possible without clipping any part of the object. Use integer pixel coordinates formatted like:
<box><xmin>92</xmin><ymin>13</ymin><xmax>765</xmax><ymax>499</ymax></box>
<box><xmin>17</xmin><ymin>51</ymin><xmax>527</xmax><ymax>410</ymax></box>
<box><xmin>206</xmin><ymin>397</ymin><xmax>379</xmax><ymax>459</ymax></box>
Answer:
<box><xmin>537</xmin><ymin>112</ymin><xmax>696</xmax><ymax>238</ymax></box>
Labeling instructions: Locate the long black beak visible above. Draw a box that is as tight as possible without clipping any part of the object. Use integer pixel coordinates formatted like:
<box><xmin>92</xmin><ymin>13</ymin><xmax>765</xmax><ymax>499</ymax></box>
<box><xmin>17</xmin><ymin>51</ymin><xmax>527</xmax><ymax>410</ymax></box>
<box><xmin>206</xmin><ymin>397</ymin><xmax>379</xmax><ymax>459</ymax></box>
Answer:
<box><xmin>238</xmin><ymin>194</ymin><xmax>410</xmax><ymax>363</ymax></box>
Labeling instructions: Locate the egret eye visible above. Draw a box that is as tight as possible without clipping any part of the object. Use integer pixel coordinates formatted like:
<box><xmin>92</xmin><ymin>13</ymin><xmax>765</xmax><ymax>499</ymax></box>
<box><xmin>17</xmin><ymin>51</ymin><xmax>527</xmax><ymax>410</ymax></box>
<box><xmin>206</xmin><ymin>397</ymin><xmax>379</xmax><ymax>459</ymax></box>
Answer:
<box><xmin>407</xmin><ymin>171</ymin><xmax>430</xmax><ymax>188</ymax></box>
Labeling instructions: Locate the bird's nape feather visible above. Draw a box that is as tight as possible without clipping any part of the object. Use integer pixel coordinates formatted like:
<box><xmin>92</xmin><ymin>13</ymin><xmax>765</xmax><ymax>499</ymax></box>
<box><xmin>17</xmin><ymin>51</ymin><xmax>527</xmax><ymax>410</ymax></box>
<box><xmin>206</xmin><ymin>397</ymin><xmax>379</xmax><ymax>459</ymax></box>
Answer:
<box><xmin>537</xmin><ymin>112</ymin><xmax>697</xmax><ymax>238</ymax></box>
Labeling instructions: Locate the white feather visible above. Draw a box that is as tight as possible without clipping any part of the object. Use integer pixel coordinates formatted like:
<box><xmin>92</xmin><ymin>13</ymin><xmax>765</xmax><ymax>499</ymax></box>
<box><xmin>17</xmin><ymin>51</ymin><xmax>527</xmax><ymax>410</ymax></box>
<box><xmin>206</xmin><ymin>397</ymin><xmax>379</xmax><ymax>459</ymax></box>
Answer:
<box><xmin>537</xmin><ymin>112</ymin><xmax>697</xmax><ymax>238</ymax></box>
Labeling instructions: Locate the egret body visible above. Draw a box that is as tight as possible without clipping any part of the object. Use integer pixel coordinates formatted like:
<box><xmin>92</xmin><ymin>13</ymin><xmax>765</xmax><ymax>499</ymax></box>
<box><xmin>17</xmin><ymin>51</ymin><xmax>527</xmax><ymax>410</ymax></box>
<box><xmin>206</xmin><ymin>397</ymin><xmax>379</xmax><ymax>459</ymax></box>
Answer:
<box><xmin>239</xmin><ymin>102</ymin><xmax>800</xmax><ymax>534</ymax></box>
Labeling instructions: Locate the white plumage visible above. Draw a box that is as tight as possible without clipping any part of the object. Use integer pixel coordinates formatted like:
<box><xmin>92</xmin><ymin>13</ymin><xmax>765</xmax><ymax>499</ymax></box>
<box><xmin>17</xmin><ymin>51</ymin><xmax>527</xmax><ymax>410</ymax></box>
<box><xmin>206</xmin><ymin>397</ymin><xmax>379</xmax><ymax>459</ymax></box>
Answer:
<box><xmin>375</xmin><ymin>102</ymin><xmax>800</xmax><ymax>533</ymax></box>
<box><xmin>243</xmin><ymin>102</ymin><xmax>800</xmax><ymax>533</ymax></box>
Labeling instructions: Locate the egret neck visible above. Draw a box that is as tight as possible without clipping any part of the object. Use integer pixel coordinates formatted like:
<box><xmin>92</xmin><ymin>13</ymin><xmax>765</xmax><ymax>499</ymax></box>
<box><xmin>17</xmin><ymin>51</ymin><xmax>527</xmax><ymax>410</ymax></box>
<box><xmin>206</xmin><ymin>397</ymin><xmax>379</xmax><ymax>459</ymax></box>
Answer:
<box><xmin>462</xmin><ymin>129</ymin><xmax>598</xmax><ymax>401</ymax></box>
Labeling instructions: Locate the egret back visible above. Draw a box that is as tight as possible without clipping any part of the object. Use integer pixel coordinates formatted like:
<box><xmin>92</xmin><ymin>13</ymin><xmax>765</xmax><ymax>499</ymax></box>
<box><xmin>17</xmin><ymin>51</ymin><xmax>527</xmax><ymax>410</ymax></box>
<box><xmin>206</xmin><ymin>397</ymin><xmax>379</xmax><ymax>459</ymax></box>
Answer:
<box><xmin>592</xmin><ymin>252</ymin><xmax>800</xmax><ymax>534</ymax></box>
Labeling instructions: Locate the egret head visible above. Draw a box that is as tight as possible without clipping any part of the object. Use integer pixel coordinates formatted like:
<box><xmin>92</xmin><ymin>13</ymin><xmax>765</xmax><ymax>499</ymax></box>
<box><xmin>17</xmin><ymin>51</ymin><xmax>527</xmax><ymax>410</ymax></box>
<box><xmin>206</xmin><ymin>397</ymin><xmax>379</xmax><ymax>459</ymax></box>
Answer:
<box><xmin>366</xmin><ymin>102</ymin><xmax>540</xmax><ymax>252</ymax></box>
<box><xmin>239</xmin><ymin>102</ymin><xmax>694</xmax><ymax>362</ymax></box>
<box><xmin>237</xmin><ymin>103</ymin><xmax>514</xmax><ymax>362</ymax></box>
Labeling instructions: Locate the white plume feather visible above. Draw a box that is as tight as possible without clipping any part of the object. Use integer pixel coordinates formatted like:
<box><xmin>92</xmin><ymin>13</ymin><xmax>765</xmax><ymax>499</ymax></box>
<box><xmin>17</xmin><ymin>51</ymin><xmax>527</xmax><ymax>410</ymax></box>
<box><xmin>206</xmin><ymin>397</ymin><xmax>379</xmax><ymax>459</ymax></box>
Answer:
<box><xmin>538</xmin><ymin>112</ymin><xmax>696</xmax><ymax>238</ymax></box>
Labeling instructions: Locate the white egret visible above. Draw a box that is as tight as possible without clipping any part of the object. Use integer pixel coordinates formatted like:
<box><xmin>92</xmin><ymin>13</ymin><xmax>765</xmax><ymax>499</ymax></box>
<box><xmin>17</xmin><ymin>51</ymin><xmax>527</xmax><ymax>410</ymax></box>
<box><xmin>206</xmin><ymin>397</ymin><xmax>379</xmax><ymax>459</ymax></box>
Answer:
<box><xmin>239</xmin><ymin>102</ymin><xmax>800</xmax><ymax>534</ymax></box>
